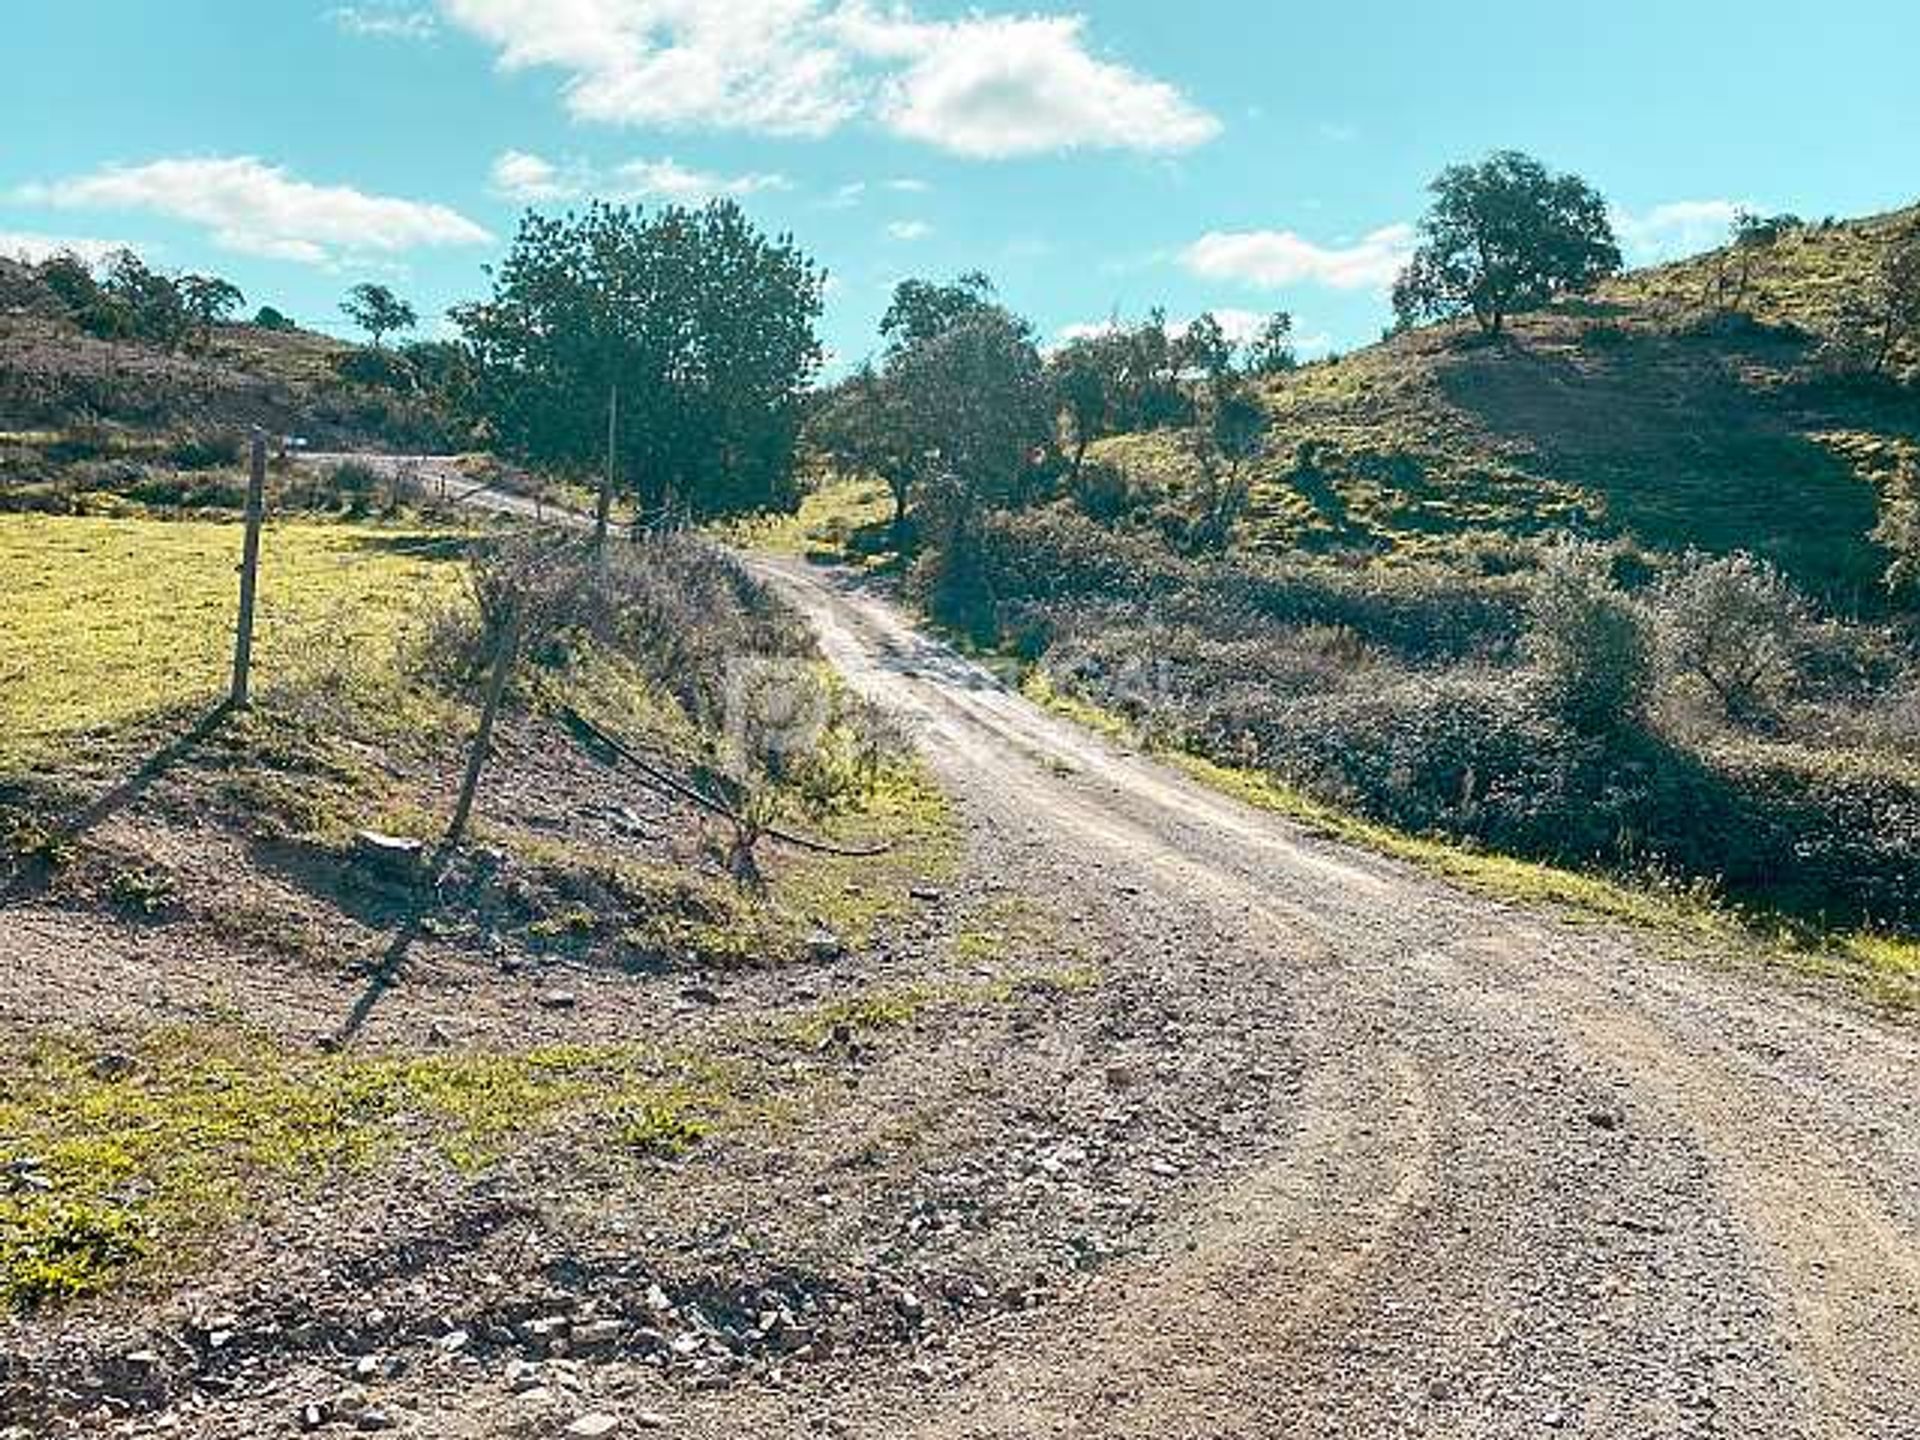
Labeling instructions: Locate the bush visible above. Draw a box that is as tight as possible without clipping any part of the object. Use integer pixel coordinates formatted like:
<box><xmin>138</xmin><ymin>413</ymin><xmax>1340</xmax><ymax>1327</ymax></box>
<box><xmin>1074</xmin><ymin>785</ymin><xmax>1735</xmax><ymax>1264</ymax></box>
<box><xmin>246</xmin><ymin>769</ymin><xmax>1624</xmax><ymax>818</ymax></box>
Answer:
<box><xmin>163</xmin><ymin>429</ymin><xmax>244</xmax><ymax>471</ymax></box>
<box><xmin>1524</xmin><ymin>541</ymin><xmax>1652</xmax><ymax>734</ymax></box>
<box><xmin>333</xmin><ymin>348</ymin><xmax>418</xmax><ymax>393</ymax></box>
<box><xmin>1651</xmin><ymin>549</ymin><xmax>1810</xmax><ymax>723</ymax></box>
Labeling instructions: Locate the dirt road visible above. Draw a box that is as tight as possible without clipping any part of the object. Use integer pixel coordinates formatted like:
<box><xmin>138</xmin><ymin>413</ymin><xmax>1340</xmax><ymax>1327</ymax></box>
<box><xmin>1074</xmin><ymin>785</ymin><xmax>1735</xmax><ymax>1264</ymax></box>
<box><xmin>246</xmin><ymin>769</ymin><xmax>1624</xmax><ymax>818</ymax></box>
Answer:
<box><xmin>742</xmin><ymin>554</ymin><xmax>1920</xmax><ymax>1440</ymax></box>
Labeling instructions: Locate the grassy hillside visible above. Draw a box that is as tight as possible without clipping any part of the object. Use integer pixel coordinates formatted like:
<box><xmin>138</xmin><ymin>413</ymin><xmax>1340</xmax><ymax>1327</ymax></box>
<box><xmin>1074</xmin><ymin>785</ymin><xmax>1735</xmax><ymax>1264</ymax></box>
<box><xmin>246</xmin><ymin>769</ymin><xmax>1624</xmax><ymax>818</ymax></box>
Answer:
<box><xmin>0</xmin><ymin>255</ymin><xmax>456</xmax><ymax>456</ymax></box>
<box><xmin>1089</xmin><ymin>204</ymin><xmax>1920</xmax><ymax>608</ymax></box>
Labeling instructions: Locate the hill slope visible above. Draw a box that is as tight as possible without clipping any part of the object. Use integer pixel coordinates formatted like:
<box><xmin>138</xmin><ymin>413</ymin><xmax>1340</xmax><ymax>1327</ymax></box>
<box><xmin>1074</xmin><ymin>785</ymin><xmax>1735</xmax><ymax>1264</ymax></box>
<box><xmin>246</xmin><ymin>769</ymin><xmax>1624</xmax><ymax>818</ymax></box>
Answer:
<box><xmin>0</xmin><ymin>258</ymin><xmax>449</xmax><ymax>452</ymax></box>
<box><xmin>1091</xmin><ymin>203</ymin><xmax>1920</xmax><ymax>607</ymax></box>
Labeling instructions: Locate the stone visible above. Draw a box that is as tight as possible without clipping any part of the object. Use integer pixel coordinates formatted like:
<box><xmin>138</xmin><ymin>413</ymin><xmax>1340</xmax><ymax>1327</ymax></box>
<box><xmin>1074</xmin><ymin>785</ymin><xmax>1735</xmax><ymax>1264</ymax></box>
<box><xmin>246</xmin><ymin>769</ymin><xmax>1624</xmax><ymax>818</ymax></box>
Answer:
<box><xmin>353</xmin><ymin>830</ymin><xmax>425</xmax><ymax>881</ymax></box>
<box><xmin>805</xmin><ymin>928</ymin><xmax>846</xmax><ymax>962</ymax></box>
<box><xmin>571</xmin><ymin>1319</ymin><xmax>625</xmax><ymax>1352</ymax></box>
<box><xmin>566</xmin><ymin>1415</ymin><xmax>622</xmax><ymax>1438</ymax></box>
<box><xmin>92</xmin><ymin>1051</ymin><xmax>137</xmax><ymax>1081</ymax></box>
<box><xmin>537</xmin><ymin>991</ymin><xmax>579</xmax><ymax>1011</ymax></box>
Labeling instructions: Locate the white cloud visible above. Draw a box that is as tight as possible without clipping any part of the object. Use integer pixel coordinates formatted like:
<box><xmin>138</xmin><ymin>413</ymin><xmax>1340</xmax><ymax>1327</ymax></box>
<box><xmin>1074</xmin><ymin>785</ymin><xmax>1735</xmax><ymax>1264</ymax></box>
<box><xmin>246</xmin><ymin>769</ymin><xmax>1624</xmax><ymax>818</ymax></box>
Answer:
<box><xmin>885</xmin><ymin>219</ymin><xmax>932</xmax><ymax>242</ymax></box>
<box><xmin>837</xmin><ymin>6</ymin><xmax>1219</xmax><ymax>158</ymax></box>
<box><xmin>442</xmin><ymin>0</ymin><xmax>861</xmax><ymax>137</ymax></box>
<box><xmin>1180</xmin><ymin>223</ymin><xmax>1416</xmax><ymax>291</ymax></box>
<box><xmin>825</xmin><ymin>180</ymin><xmax>868</xmax><ymax>208</ymax></box>
<box><xmin>488</xmin><ymin>150</ymin><xmax>790</xmax><ymax>204</ymax></box>
<box><xmin>612</xmin><ymin>158</ymin><xmax>791</xmax><ymax>202</ymax></box>
<box><xmin>1613</xmin><ymin>199</ymin><xmax>1750</xmax><ymax>264</ymax></box>
<box><xmin>437</xmin><ymin>1</ymin><xmax>1218</xmax><ymax>159</ymax></box>
<box><xmin>0</xmin><ymin>231</ymin><xmax>139</xmax><ymax>266</ymax></box>
<box><xmin>489</xmin><ymin>149</ymin><xmax>583</xmax><ymax>202</ymax></box>
<box><xmin>15</xmin><ymin>156</ymin><xmax>492</xmax><ymax>265</ymax></box>
<box><xmin>885</xmin><ymin>177</ymin><xmax>931</xmax><ymax>193</ymax></box>
<box><xmin>327</xmin><ymin>5</ymin><xmax>437</xmax><ymax>39</ymax></box>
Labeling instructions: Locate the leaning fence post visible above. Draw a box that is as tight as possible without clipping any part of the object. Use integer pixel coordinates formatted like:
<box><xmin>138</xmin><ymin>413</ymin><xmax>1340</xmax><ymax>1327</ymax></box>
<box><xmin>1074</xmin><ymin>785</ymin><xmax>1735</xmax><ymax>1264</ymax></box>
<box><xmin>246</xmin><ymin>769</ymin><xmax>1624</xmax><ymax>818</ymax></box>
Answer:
<box><xmin>442</xmin><ymin>601</ymin><xmax>523</xmax><ymax>857</ymax></box>
<box><xmin>229</xmin><ymin>428</ymin><xmax>268</xmax><ymax>709</ymax></box>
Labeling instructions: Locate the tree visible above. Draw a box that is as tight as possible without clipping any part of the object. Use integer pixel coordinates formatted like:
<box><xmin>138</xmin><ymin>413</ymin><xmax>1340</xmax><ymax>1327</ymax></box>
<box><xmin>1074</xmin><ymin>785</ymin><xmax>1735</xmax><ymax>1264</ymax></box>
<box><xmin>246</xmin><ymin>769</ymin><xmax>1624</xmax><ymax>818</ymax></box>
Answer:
<box><xmin>1175</xmin><ymin>312</ymin><xmax>1236</xmax><ymax>390</ymax></box>
<box><xmin>1831</xmin><ymin>221</ymin><xmax>1920</xmax><ymax>376</ymax></box>
<box><xmin>809</xmin><ymin>364</ymin><xmax>925</xmax><ymax>545</ymax></box>
<box><xmin>1524</xmin><ymin>541</ymin><xmax>1652</xmax><ymax>735</ymax></box>
<box><xmin>1705</xmin><ymin>210</ymin><xmax>1800</xmax><ymax>311</ymax></box>
<box><xmin>456</xmin><ymin>200</ymin><xmax>825</xmax><ymax>517</ymax></box>
<box><xmin>1185</xmin><ymin>384</ymin><xmax>1267</xmax><ymax>552</ymax></box>
<box><xmin>1871</xmin><ymin>452</ymin><xmax>1920</xmax><ymax>604</ymax></box>
<box><xmin>101</xmin><ymin>249</ymin><xmax>189</xmax><ymax>349</ymax></box>
<box><xmin>36</xmin><ymin>252</ymin><xmax>102</xmax><ymax>319</ymax></box>
<box><xmin>879</xmin><ymin>270</ymin><xmax>1000</xmax><ymax>353</ymax></box>
<box><xmin>1242</xmin><ymin>311</ymin><xmax>1297</xmax><ymax>375</ymax></box>
<box><xmin>1651</xmin><ymin>550</ymin><xmax>1809</xmax><ymax>723</ymax></box>
<box><xmin>1391</xmin><ymin>151</ymin><xmax>1622</xmax><ymax>337</ymax></box>
<box><xmin>341</xmin><ymin>283</ymin><xmax>417</xmax><ymax>348</ymax></box>
<box><xmin>252</xmin><ymin>305</ymin><xmax>297</xmax><ymax>331</ymax></box>
<box><xmin>1047</xmin><ymin>335</ymin><xmax>1122</xmax><ymax>483</ymax></box>
<box><xmin>890</xmin><ymin>308</ymin><xmax>1050</xmax><ymax>530</ymax></box>
<box><xmin>179</xmin><ymin>274</ymin><xmax>244</xmax><ymax>350</ymax></box>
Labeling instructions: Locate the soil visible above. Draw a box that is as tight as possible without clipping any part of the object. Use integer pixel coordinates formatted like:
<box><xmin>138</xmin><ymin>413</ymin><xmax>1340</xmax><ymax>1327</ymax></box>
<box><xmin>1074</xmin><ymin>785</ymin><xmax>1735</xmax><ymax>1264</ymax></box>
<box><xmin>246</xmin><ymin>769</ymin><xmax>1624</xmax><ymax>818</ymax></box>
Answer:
<box><xmin>3</xmin><ymin>551</ymin><xmax>1917</xmax><ymax>1440</ymax></box>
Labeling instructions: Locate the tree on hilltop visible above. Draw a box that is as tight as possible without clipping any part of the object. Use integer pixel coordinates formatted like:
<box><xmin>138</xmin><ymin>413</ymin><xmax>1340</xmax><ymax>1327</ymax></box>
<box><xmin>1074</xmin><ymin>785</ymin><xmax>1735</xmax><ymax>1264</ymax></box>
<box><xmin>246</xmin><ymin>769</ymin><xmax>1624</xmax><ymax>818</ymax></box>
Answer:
<box><xmin>1392</xmin><ymin>151</ymin><xmax>1621</xmax><ymax>337</ymax></box>
<box><xmin>342</xmin><ymin>283</ymin><xmax>417</xmax><ymax>348</ymax></box>
<box><xmin>180</xmin><ymin>274</ymin><xmax>244</xmax><ymax>350</ymax></box>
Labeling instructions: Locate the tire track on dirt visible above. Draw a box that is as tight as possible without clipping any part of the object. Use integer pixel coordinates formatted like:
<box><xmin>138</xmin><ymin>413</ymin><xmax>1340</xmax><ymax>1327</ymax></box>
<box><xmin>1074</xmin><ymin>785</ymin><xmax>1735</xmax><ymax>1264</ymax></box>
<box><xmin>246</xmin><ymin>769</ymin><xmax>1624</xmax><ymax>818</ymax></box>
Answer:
<box><xmin>752</xmin><ymin>557</ymin><xmax>1920</xmax><ymax>1440</ymax></box>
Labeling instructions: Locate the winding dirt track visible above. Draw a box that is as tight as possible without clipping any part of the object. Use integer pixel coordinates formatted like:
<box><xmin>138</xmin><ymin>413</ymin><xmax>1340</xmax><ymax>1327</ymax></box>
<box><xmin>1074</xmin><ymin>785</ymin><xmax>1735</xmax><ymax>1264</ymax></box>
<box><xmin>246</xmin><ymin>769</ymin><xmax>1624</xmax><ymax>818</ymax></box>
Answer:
<box><xmin>752</xmin><ymin>555</ymin><xmax>1920</xmax><ymax>1440</ymax></box>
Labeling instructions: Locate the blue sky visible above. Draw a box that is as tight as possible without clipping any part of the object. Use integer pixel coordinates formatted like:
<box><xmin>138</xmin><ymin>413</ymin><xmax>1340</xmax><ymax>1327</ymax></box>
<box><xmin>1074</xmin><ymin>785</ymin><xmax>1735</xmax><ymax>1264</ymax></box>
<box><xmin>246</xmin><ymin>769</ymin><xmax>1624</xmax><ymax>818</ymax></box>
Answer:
<box><xmin>4</xmin><ymin>1</ymin><xmax>1917</xmax><ymax>372</ymax></box>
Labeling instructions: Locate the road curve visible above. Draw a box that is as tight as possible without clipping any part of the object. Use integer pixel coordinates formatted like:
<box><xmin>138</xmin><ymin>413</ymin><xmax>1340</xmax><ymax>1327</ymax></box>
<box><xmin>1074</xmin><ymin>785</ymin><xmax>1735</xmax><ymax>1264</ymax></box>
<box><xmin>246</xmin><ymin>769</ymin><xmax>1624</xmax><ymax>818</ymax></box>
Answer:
<box><xmin>751</xmin><ymin>553</ymin><xmax>1920</xmax><ymax>1440</ymax></box>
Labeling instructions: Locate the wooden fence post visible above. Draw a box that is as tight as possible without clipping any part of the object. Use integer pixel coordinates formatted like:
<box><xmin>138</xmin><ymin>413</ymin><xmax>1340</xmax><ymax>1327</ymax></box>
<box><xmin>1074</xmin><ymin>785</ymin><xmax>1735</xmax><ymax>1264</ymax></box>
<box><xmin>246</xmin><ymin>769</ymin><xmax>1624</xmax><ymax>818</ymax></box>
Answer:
<box><xmin>442</xmin><ymin>602</ymin><xmax>523</xmax><ymax>856</ymax></box>
<box><xmin>594</xmin><ymin>382</ymin><xmax>617</xmax><ymax>550</ymax></box>
<box><xmin>229</xmin><ymin>429</ymin><xmax>268</xmax><ymax>709</ymax></box>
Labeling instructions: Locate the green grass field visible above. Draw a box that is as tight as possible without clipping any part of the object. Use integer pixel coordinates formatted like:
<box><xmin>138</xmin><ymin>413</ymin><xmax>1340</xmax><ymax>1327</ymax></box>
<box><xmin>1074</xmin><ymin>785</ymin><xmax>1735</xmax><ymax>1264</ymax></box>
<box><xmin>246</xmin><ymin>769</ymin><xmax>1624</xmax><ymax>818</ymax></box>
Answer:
<box><xmin>0</xmin><ymin>514</ymin><xmax>469</xmax><ymax>770</ymax></box>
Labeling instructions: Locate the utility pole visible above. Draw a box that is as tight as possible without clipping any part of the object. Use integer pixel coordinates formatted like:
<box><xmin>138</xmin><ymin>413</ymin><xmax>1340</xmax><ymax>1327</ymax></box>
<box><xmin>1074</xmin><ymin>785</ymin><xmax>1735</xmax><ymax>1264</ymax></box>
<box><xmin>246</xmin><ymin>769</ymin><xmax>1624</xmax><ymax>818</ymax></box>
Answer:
<box><xmin>594</xmin><ymin>382</ymin><xmax>617</xmax><ymax>550</ymax></box>
<box><xmin>228</xmin><ymin>428</ymin><xmax>268</xmax><ymax>709</ymax></box>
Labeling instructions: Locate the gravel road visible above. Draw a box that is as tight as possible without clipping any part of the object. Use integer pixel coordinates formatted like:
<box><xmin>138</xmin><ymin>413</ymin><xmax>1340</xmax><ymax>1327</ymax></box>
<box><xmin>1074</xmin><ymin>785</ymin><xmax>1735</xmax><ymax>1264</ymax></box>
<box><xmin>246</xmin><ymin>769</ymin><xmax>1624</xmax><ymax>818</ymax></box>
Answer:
<box><xmin>739</xmin><ymin>553</ymin><xmax>1920</xmax><ymax>1440</ymax></box>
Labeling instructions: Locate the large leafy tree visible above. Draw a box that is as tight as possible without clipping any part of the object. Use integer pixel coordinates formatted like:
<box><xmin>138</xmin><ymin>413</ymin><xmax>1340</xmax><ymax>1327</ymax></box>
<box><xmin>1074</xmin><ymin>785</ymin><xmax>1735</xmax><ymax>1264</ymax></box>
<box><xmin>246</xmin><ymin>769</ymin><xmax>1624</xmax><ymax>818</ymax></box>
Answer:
<box><xmin>811</xmin><ymin>285</ymin><xmax>1047</xmax><ymax>556</ymax></box>
<box><xmin>341</xmin><ymin>283</ymin><xmax>417</xmax><ymax>348</ymax></box>
<box><xmin>810</xmin><ymin>363</ymin><xmax>925</xmax><ymax>543</ymax></box>
<box><xmin>179</xmin><ymin>274</ymin><xmax>244</xmax><ymax>350</ymax></box>
<box><xmin>456</xmin><ymin>200</ymin><xmax>825</xmax><ymax>518</ymax></box>
<box><xmin>889</xmin><ymin>308</ymin><xmax>1050</xmax><ymax>534</ymax></box>
<box><xmin>878</xmin><ymin>270</ymin><xmax>1000</xmax><ymax>353</ymax></box>
<box><xmin>1391</xmin><ymin>151</ymin><xmax>1621</xmax><ymax>337</ymax></box>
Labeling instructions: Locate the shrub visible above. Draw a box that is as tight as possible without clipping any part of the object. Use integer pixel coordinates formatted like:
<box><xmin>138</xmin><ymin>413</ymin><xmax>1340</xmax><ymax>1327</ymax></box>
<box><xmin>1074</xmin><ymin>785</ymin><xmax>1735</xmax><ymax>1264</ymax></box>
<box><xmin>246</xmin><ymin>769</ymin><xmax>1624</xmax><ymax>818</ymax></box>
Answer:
<box><xmin>1651</xmin><ymin>549</ymin><xmax>1810</xmax><ymax>723</ymax></box>
<box><xmin>1524</xmin><ymin>541</ymin><xmax>1653</xmax><ymax>734</ymax></box>
<box><xmin>163</xmin><ymin>429</ymin><xmax>244</xmax><ymax>471</ymax></box>
<box><xmin>334</xmin><ymin>347</ymin><xmax>419</xmax><ymax>393</ymax></box>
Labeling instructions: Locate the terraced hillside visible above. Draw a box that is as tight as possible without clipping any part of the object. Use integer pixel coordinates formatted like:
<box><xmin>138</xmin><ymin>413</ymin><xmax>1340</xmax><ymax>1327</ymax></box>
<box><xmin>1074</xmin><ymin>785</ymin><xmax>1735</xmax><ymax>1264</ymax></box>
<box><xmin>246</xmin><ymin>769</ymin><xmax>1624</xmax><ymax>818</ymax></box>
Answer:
<box><xmin>1089</xmin><ymin>204</ymin><xmax>1919</xmax><ymax>608</ymax></box>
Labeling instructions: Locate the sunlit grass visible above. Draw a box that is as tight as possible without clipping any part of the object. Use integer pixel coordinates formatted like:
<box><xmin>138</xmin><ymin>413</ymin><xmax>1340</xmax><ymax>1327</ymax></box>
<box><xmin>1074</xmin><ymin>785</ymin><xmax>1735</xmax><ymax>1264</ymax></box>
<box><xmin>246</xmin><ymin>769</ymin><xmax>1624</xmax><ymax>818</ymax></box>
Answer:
<box><xmin>0</xmin><ymin>514</ymin><xmax>469</xmax><ymax>771</ymax></box>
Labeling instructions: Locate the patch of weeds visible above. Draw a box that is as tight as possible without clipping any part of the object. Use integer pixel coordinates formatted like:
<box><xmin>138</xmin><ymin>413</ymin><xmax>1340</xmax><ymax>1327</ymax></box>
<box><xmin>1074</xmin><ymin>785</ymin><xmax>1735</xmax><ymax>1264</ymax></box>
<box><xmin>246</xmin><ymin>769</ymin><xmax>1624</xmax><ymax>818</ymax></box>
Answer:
<box><xmin>0</xmin><ymin>1026</ymin><xmax>794</xmax><ymax>1308</ymax></box>
<box><xmin>528</xmin><ymin>907</ymin><xmax>598</xmax><ymax>945</ymax></box>
<box><xmin>790</xmin><ymin>986</ymin><xmax>934</xmax><ymax>1047</ymax></box>
<box><xmin>985</xmin><ymin>964</ymin><xmax>1103</xmax><ymax>1001</ymax></box>
<box><xmin>949</xmin><ymin>893</ymin><xmax>1073</xmax><ymax>968</ymax></box>
<box><xmin>0</xmin><ymin>1198</ymin><xmax>149</xmax><ymax>1306</ymax></box>
<box><xmin>614</xmin><ymin>1092</ymin><xmax>713</xmax><ymax>1157</ymax></box>
<box><xmin>107</xmin><ymin>864</ymin><xmax>178</xmax><ymax>918</ymax></box>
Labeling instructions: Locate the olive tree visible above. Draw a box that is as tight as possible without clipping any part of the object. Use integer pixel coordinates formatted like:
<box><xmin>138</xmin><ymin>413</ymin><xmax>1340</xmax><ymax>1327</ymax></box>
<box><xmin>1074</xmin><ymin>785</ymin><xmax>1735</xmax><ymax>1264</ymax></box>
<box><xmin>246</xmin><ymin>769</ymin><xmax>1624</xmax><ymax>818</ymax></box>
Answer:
<box><xmin>1392</xmin><ymin>151</ymin><xmax>1621</xmax><ymax>337</ymax></box>
<box><xmin>1651</xmin><ymin>550</ymin><xmax>1809</xmax><ymax>722</ymax></box>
